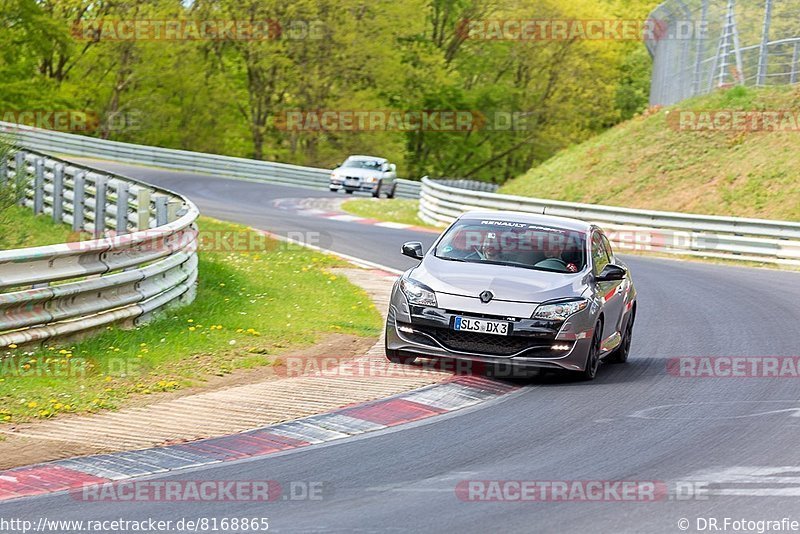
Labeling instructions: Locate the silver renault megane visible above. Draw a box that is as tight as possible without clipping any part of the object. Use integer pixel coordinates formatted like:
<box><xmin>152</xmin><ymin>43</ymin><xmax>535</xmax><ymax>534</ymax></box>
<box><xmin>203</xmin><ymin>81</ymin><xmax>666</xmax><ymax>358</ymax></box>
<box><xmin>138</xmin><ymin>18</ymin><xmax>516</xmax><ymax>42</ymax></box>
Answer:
<box><xmin>385</xmin><ymin>211</ymin><xmax>637</xmax><ymax>380</ymax></box>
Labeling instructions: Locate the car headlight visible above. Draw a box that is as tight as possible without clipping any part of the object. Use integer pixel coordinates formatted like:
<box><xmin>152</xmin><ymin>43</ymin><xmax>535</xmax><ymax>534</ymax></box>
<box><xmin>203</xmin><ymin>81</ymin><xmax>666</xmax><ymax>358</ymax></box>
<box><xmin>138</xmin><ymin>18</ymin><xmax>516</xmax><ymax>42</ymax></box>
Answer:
<box><xmin>400</xmin><ymin>278</ymin><xmax>437</xmax><ymax>307</ymax></box>
<box><xmin>532</xmin><ymin>299</ymin><xmax>588</xmax><ymax>321</ymax></box>
<box><xmin>364</xmin><ymin>176</ymin><xmax>376</xmax><ymax>183</ymax></box>
<box><xmin>331</xmin><ymin>172</ymin><xmax>340</xmax><ymax>180</ymax></box>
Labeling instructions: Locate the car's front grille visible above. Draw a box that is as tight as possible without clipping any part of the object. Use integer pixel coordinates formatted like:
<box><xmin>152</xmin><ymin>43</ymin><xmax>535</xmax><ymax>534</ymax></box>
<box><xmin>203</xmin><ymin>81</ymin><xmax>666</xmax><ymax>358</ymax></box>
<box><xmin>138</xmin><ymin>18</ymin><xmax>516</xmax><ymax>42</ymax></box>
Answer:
<box><xmin>414</xmin><ymin>326</ymin><xmax>540</xmax><ymax>356</ymax></box>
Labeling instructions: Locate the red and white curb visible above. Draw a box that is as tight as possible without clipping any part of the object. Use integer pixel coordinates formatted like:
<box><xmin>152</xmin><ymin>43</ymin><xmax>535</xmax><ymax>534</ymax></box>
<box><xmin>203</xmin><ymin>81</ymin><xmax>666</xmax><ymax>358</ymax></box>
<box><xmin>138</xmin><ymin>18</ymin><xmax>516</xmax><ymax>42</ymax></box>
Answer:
<box><xmin>0</xmin><ymin>376</ymin><xmax>516</xmax><ymax>502</ymax></box>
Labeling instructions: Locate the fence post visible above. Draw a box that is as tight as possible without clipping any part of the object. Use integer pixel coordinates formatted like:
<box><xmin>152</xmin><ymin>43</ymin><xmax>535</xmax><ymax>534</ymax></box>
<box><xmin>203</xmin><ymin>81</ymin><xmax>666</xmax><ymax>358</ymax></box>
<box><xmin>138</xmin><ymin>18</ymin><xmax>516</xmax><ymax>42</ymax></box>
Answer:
<box><xmin>94</xmin><ymin>176</ymin><xmax>108</xmax><ymax>237</ymax></box>
<box><xmin>115</xmin><ymin>181</ymin><xmax>129</xmax><ymax>234</ymax></box>
<box><xmin>73</xmin><ymin>172</ymin><xmax>86</xmax><ymax>232</ymax></box>
<box><xmin>155</xmin><ymin>195</ymin><xmax>168</xmax><ymax>226</ymax></box>
<box><xmin>791</xmin><ymin>42</ymin><xmax>799</xmax><ymax>85</ymax></box>
<box><xmin>52</xmin><ymin>164</ymin><xmax>64</xmax><ymax>223</ymax></box>
<box><xmin>691</xmin><ymin>0</ymin><xmax>710</xmax><ymax>97</ymax></box>
<box><xmin>34</xmin><ymin>159</ymin><xmax>45</xmax><ymax>215</ymax></box>
<box><xmin>137</xmin><ymin>188</ymin><xmax>151</xmax><ymax>230</ymax></box>
<box><xmin>756</xmin><ymin>0</ymin><xmax>773</xmax><ymax>86</ymax></box>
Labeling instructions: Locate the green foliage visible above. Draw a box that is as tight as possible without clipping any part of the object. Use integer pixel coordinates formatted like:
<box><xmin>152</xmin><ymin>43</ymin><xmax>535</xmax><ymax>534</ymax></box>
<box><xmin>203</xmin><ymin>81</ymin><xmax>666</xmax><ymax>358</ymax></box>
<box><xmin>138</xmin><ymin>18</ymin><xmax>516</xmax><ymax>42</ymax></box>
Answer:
<box><xmin>0</xmin><ymin>0</ymin><xmax>659</xmax><ymax>182</ymax></box>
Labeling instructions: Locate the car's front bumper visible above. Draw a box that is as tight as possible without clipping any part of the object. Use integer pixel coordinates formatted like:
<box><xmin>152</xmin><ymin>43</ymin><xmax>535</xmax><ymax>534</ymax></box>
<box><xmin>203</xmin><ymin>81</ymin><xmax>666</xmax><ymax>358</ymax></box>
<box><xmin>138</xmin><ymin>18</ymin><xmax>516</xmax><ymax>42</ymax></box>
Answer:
<box><xmin>385</xmin><ymin>300</ymin><xmax>595</xmax><ymax>374</ymax></box>
<box><xmin>329</xmin><ymin>179</ymin><xmax>379</xmax><ymax>192</ymax></box>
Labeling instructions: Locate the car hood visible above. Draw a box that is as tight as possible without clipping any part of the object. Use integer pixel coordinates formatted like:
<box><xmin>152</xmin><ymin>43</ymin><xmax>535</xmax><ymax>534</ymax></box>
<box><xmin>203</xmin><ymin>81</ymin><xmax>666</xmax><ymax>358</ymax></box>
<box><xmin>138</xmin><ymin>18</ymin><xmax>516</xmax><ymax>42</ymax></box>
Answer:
<box><xmin>333</xmin><ymin>167</ymin><xmax>382</xmax><ymax>179</ymax></box>
<box><xmin>411</xmin><ymin>255</ymin><xmax>587</xmax><ymax>304</ymax></box>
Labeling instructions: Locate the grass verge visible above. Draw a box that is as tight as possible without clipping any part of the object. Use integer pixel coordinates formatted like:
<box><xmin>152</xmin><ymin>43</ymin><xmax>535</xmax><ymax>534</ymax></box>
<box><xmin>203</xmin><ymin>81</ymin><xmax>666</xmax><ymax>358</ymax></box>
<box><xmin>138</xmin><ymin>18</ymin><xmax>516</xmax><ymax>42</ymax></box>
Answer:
<box><xmin>0</xmin><ymin>214</ymin><xmax>381</xmax><ymax>423</ymax></box>
<box><xmin>0</xmin><ymin>206</ymin><xmax>86</xmax><ymax>249</ymax></box>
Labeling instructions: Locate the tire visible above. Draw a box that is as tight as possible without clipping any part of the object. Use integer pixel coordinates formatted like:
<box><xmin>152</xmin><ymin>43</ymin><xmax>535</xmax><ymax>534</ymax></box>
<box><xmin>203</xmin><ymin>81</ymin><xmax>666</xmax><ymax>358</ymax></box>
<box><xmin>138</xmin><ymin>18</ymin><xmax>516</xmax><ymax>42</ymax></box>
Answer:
<box><xmin>345</xmin><ymin>189</ymin><xmax>354</xmax><ymax>194</ymax></box>
<box><xmin>387</xmin><ymin>183</ymin><xmax>397</xmax><ymax>199</ymax></box>
<box><xmin>605</xmin><ymin>309</ymin><xmax>634</xmax><ymax>364</ymax></box>
<box><xmin>385</xmin><ymin>348</ymin><xmax>416</xmax><ymax>365</ymax></box>
<box><xmin>372</xmin><ymin>181</ymin><xmax>382</xmax><ymax>198</ymax></box>
<box><xmin>575</xmin><ymin>322</ymin><xmax>602</xmax><ymax>381</ymax></box>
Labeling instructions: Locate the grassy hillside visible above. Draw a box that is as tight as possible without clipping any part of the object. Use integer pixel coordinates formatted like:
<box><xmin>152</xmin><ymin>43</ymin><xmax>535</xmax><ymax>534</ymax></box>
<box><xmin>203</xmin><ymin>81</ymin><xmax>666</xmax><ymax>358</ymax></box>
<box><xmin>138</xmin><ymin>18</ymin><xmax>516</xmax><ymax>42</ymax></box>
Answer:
<box><xmin>501</xmin><ymin>86</ymin><xmax>800</xmax><ymax>221</ymax></box>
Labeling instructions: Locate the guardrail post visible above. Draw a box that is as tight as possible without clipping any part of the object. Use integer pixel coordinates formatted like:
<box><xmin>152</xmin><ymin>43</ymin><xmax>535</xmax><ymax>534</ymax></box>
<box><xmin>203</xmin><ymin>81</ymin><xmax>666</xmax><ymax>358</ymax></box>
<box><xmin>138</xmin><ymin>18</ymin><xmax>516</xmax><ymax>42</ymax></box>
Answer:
<box><xmin>155</xmin><ymin>195</ymin><xmax>168</xmax><ymax>226</ymax></box>
<box><xmin>137</xmin><ymin>188</ymin><xmax>151</xmax><ymax>230</ymax></box>
<box><xmin>33</xmin><ymin>159</ymin><xmax>45</xmax><ymax>215</ymax></box>
<box><xmin>115</xmin><ymin>181</ymin><xmax>129</xmax><ymax>234</ymax></box>
<box><xmin>52</xmin><ymin>164</ymin><xmax>64</xmax><ymax>223</ymax></box>
<box><xmin>167</xmin><ymin>200</ymin><xmax>181</xmax><ymax>223</ymax></box>
<box><xmin>94</xmin><ymin>176</ymin><xmax>108</xmax><ymax>237</ymax></box>
<box><xmin>13</xmin><ymin>151</ymin><xmax>24</xmax><ymax>179</ymax></box>
<box><xmin>73</xmin><ymin>172</ymin><xmax>86</xmax><ymax>232</ymax></box>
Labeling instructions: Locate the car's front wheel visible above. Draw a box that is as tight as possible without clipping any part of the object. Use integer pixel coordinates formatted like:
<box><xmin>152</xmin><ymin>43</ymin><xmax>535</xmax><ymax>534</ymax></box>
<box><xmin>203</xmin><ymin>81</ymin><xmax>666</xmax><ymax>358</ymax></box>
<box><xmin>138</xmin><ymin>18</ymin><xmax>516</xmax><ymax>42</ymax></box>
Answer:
<box><xmin>372</xmin><ymin>181</ymin><xmax>382</xmax><ymax>198</ymax></box>
<box><xmin>387</xmin><ymin>183</ymin><xmax>397</xmax><ymax>199</ymax></box>
<box><xmin>605</xmin><ymin>309</ymin><xmax>634</xmax><ymax>364</ymax></box>
<box><xmin>576</xmin><ymin>322</ymin><xmax>602</xmax><ymax>381</ymax></box>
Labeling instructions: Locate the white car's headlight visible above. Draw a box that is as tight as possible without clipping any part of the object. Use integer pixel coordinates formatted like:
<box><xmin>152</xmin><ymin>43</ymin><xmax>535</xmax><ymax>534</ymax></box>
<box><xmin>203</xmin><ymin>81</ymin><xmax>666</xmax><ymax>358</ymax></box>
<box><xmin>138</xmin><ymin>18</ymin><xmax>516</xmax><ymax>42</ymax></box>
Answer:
<box><xmin>532</xmin><ymin>299</ymin><xmax>588</xmax><ymax>321</ymax></box>
<box><xmin>364</xmin><ymin>176</ymin><xmax>377</xmax><ymax>183</ymax></box>
<box><xmin>331</xmin><ymin>172</ymin><xmax>340</xmax><ymax>180</ymax></box>
<box><xmin>400</xmin><ymin>278</ymin><xmax>437</xmax><ymax>307</ymax></box>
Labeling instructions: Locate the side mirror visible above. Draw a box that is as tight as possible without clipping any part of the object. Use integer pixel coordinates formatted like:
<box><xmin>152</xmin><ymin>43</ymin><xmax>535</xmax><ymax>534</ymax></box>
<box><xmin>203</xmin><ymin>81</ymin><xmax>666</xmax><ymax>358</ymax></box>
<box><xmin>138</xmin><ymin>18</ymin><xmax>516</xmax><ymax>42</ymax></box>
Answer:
<box><xmin>402</xmin><ymin>241</ymin><xmax>424</xmax><ymax>260</ymax></box>
<box><xmin>389</xmin><ymin>163</ymin><xmax>397</xmax><ymax>172</ymax></box>
<box><xmin>596</xmin><ymin>264</ymin><xmax>627</xmax><ymax>282</ymax></box>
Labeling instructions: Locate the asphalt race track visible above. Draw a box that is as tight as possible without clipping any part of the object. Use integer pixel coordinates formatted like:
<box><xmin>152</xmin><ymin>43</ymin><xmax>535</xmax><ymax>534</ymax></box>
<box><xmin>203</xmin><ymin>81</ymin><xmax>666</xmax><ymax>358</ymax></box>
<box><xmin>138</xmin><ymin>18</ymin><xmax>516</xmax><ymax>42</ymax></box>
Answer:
<box><xmin>3</xmin><ymin>160</ymin><xmax>800</xmax><ymax>533</ymax></box>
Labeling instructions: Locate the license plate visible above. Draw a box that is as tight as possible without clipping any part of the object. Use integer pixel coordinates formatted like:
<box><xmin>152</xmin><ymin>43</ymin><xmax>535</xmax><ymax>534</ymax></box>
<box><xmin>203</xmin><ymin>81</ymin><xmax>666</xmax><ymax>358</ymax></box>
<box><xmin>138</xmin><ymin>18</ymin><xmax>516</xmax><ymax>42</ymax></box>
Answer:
<box><xmin>453</xmin><ymin>316</ymin><xmax>510</xmax><ymax>336</ymax></box>
<box><xmin>345</xmin><ymin>178</ymin><xmax>360</xmax><ymax>185</ymax></box>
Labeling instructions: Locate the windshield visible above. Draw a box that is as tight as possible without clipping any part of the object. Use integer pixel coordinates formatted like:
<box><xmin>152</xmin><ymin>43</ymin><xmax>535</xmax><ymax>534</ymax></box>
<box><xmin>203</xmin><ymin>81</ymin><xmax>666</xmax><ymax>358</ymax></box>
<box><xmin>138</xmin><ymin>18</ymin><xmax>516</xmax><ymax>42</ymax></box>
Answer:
<box><xmin>342</xmin><ymin>158</ymin><xmax>383</xmax><ymax>170</ymax></box>
<box><xmin>434</xmin><ymin>219</ymin><xmax>587</xmax><ymax>273</ymax></box>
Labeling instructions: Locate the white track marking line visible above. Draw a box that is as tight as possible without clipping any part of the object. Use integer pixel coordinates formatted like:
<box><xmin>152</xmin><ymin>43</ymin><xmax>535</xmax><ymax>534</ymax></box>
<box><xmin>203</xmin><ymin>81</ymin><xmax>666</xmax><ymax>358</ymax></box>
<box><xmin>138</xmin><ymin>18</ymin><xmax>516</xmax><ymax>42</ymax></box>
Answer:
<box><xmin>374</xmin><ymin>222</ymin><xmax>412</xmax><ymax>229</ymax></box>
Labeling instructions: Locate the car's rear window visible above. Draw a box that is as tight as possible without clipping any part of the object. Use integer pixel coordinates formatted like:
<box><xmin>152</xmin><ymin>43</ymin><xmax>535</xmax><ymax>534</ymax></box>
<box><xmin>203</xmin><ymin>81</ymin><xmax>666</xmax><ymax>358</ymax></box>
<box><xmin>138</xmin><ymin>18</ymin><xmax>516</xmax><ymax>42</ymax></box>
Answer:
<box><xmin>434</xmin><ymin>219</ymin><xmax>587</xmax><ymax>273</ymax></box>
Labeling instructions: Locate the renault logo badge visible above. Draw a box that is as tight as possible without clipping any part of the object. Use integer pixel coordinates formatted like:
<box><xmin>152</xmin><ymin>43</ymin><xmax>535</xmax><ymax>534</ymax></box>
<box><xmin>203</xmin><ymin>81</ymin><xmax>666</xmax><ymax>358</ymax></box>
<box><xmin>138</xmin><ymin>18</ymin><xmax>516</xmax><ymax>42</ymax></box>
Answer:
<box><xmin>479</xmin><ymin>290</ymin><xmax>494</xmax><ymax>303</ymax></box>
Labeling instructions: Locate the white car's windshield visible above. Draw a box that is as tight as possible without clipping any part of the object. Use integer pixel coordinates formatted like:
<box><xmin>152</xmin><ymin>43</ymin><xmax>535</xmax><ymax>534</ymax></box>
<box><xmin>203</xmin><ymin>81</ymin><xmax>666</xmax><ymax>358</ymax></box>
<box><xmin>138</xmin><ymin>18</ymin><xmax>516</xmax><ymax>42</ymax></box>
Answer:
<box><xmin>343</xmin><ymin>159</ymin><xmax>383</xmax><ymax>170</ymax></box>
<box><xmin>434</xmin><ymin>219</ymin><xmax>587</xmax><ymax>273</ymax></box>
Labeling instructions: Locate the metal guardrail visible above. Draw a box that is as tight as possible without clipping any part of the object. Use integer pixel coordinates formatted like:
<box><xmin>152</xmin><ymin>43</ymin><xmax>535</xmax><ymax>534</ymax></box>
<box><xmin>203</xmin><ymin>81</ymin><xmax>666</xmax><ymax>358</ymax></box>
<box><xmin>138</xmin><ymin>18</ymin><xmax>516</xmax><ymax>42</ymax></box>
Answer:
<box><xmin>0</xmin><ymin>122</ymin><xmax>422</xmax><ymax>199</ymax></box>
<box><xmin>418</xmin><ymin>177</ymin><xmax>800</xmax><ymax>266</ymax></box>
<box><xmin>0</xmin><ymin>149</ymin><xmax>199</xmax><ymax>348</ymax></box>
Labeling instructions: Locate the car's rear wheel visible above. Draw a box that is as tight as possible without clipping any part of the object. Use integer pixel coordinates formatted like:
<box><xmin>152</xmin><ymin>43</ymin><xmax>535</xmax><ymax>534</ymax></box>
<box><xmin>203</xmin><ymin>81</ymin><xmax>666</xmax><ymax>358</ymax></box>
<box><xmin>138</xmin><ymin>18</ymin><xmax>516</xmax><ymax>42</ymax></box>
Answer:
<box><xmin>576</xmin><ymin>323</ymin><xmax>602</xmax><ymax>381</ymax></box>
<box><xmin>605</xmin><ymin>309</ymin><xmax>635</xmax><ymax>364</ymax></box>
<box><xmin>345</xmin><ymin>189</ymin><xmax>354</xmax><ymax>194</ymax></box>
<box><xmin>385</xmin><ymin>348</ymin><xmax>416</xmax><ymax>365</ymax></box>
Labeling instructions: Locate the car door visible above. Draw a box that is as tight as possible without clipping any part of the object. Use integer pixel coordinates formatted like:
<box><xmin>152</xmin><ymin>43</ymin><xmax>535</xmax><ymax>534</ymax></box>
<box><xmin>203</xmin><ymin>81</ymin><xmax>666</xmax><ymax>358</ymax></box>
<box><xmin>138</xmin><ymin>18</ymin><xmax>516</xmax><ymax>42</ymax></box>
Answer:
<box><xmin>591</xmin><ymin>231</ymin><xmax>625</xmax><ymax>342</ymax></box>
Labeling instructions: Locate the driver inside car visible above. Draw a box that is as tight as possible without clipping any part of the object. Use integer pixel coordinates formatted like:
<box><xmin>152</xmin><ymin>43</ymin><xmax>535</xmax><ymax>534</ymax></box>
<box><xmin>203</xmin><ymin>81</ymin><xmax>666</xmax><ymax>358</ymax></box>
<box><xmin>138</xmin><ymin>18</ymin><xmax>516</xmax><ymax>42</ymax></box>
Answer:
<box><xmin>535</xmin><ymin>235</ymin><xmax>579</xmax><ymax>272</ymax></box>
